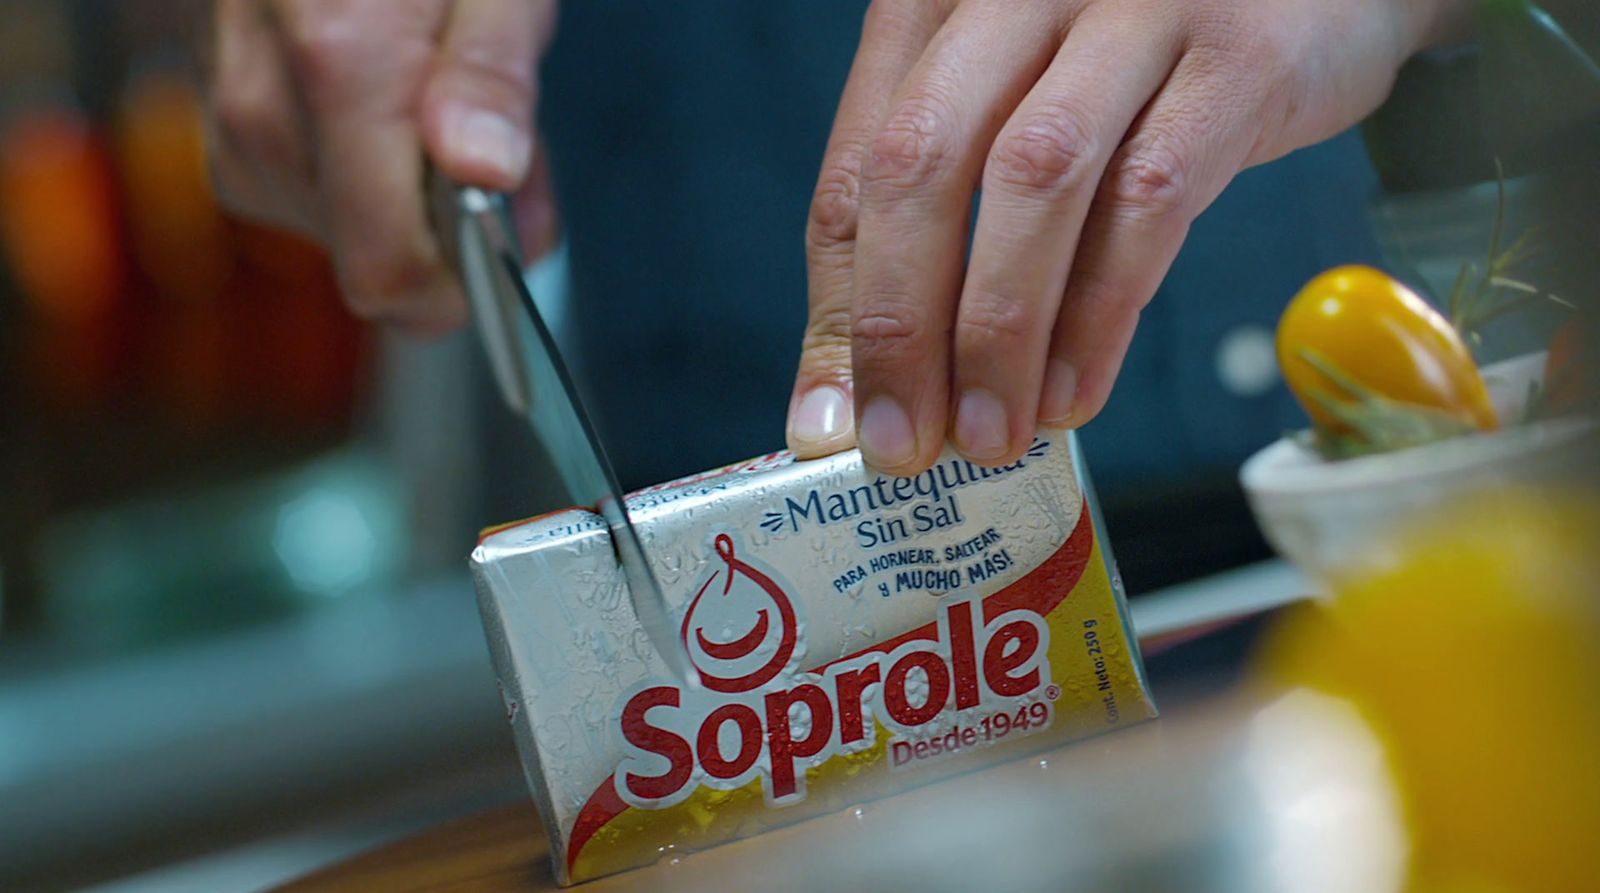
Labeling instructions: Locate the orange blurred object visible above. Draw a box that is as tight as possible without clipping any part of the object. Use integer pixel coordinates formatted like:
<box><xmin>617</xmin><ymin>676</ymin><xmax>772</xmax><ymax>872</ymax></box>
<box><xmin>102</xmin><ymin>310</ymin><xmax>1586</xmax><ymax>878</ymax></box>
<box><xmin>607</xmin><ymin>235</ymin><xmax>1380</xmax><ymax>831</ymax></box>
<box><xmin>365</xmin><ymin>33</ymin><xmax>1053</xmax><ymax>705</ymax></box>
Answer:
<box><xmin>116</xmin><ymin>69</ymin><xmax>233</xmax><ymax>305</ymax></box>
<box><xmin>114</xmin><ymin>68</ymin><xmax>236</xmax><ymax>425</ymax></box>
<box><xmin>231</xmin><ymin>222</ymin><xmax>367</xmax><ymax>428</ymax></box>
<box><xmin>0</xmin><ymin>105</ymin><xmax>128</xmax><ymax>324</ymax></box>
<box><xmin>147</xmin><ymin>298</ymin><xmax>231</xmax><ymax>424</ymax></box>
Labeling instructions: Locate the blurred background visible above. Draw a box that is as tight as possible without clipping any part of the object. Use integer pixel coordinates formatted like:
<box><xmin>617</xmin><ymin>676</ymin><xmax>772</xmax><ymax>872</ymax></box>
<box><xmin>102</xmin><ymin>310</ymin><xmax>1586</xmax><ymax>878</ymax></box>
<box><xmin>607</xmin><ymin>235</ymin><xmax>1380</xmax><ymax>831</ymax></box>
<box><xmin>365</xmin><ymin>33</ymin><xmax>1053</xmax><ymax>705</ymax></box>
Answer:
<box><xmin>0</xmin><ymin>2</ymin><xmax>526</xmax><ymax>889</ymax></box>
<box><xmin>0</xmin><ymin>1</ymin><xmax>1590</xmax><ymax>891</ymax></box>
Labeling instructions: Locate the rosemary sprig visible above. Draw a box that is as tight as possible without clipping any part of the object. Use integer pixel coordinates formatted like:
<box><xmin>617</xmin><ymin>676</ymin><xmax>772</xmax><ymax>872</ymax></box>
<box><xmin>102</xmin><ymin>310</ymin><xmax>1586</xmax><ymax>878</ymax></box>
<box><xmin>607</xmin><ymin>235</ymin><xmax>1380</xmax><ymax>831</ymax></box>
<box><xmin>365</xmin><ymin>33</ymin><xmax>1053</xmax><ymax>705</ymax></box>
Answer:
<box><xmin>1448</xmin><ymin>160</ymin><xmax>1572</xmax><ymax>346</ymax></box>
<box><xmin>1295</xmin><ymin>348</ymin><xmax>1477</xmax><ymax>460</ymax></box>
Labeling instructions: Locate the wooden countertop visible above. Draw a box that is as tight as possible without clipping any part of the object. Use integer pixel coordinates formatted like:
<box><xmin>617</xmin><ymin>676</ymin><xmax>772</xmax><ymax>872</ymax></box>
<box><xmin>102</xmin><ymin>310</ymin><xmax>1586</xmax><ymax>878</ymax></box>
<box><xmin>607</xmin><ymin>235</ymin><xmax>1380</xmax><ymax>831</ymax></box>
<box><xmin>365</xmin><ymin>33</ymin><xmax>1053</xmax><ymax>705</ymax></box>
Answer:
<box><xmin>271</xmin><ymin>585</ymin><xmax>1303</xmax><ymax>892</ymax></box>
<box><xmin>271</xmin><ymin>801</ymin><xmax>556</xmax><ymax>893</ymax></box>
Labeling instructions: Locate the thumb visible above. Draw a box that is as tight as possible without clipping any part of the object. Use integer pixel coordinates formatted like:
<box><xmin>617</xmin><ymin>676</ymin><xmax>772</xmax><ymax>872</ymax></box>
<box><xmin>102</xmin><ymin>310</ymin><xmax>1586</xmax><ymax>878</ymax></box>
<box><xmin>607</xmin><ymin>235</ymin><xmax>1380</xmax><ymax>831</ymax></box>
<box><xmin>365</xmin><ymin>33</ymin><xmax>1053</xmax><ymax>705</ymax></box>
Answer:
<box><xmin>420</xmin><ymin>0</ymin><xmax>554</xmax><ymax>190</ymax></box>
<box><xmin>787</xmin><ymin>302</ymin><xmax>856</xmax><ymax>459</ymax></box>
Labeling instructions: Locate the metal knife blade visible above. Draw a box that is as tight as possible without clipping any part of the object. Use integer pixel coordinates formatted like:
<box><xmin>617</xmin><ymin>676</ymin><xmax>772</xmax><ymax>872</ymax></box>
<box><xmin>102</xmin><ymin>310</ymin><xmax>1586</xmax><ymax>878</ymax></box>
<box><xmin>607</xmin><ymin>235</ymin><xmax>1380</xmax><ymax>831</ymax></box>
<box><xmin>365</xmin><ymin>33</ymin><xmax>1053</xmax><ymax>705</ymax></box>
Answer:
<box><xmin>440</xmin><ymin>182</ymin><xmax>693</xmax><ymax>683</ymax></box>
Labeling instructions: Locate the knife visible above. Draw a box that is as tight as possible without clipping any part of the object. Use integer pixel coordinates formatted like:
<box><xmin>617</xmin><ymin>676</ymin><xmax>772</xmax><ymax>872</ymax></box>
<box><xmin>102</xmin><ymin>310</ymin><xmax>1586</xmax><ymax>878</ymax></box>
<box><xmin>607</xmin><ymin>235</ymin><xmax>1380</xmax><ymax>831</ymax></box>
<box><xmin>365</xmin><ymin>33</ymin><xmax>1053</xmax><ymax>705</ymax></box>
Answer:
<box><xmin>431</xmin><ymin>176</ymin><xmax>693</xmax><ymax>683</ymax></box>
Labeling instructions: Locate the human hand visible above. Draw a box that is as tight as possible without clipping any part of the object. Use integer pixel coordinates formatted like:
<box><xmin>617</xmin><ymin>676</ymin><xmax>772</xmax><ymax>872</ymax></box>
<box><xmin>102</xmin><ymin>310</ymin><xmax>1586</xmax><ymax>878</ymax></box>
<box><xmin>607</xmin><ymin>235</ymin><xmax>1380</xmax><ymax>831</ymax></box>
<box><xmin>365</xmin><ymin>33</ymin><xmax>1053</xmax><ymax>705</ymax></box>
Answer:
<box><xmin>205</xmin><ymin>0</ymin><xmax>557</xmax><ymax>335</ymax></box>
<box><xmin>788</xmin><ymin>0</ymin><xmax>1473</xmax><ymax>472</ymax></box>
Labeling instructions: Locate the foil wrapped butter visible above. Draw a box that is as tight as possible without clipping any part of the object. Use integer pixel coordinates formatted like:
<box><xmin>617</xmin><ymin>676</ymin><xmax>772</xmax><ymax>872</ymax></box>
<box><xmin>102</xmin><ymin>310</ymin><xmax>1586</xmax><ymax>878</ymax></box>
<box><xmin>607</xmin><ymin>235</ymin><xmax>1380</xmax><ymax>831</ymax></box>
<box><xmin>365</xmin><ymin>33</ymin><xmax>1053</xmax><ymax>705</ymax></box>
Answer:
<box><xmin>470</xmin><ymin>432</ymin><xmax>1155</xmax><ymax>885</ymax></box>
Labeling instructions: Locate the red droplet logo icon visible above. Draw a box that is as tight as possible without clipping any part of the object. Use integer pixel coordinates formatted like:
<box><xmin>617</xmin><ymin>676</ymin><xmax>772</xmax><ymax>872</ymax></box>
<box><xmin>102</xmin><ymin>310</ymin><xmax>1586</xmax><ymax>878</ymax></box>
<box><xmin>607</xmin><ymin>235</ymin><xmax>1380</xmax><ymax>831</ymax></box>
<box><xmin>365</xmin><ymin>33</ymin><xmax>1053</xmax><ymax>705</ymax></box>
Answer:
<box><xmin>680</xmin><ymin>534</ymin><xmax>798</xmax><ymax>693</ymax></box>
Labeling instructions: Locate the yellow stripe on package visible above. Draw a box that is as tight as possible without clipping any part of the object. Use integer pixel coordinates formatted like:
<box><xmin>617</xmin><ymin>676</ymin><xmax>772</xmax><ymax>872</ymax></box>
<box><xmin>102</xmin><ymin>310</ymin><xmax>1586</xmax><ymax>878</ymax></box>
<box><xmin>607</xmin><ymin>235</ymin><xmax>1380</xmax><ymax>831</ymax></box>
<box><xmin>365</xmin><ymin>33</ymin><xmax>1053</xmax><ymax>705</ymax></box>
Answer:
<box><xmin>470</xmin><ymin>432</ymin><xmax>1155</xmax><ymax>885</ymax></box>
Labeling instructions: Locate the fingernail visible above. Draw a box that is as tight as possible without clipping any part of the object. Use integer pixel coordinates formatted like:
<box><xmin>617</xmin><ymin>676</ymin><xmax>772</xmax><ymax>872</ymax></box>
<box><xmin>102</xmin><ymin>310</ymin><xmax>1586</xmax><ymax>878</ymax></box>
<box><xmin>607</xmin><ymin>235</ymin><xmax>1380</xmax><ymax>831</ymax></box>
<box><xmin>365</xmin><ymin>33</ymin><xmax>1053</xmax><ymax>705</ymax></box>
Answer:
<box><xmin>953</xmin><ymin>389</ymin><xmax>1009</xmax><ymax>460</ymax></box>
<box><xmin>443</xmin><ymin>107</ymin><xmax>530</xmax><ymax>184</ymax></box>
<box><xmin>858</xmin><ymin>396</ymin><xmax>916</xmax><ymax>469</ymax></box>
<box><xmin>789</xmin><ymin>385</ymin><xmax>851</xmax><ymax>445</ymax></box>
<box><xmin>1039</xmin><ymin>359</ymin><xmax>1078</xmax><ymax>425</ymax></box>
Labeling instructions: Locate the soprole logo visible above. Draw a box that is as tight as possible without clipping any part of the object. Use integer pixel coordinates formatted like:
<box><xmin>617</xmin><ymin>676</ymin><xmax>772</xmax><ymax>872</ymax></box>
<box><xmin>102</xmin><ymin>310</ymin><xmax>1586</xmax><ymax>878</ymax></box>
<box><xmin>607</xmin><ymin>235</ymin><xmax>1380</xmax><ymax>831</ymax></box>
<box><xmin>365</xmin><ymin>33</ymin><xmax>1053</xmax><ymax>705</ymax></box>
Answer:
<box><xmin>615</xmin><ymin>534</ymin><xmax>1052</xmax><ymax>811</ymax></box>
<box><xmin>680</xmin><ymin>533</ymin><xmax>798</xmax><ymax>693</ymax></box>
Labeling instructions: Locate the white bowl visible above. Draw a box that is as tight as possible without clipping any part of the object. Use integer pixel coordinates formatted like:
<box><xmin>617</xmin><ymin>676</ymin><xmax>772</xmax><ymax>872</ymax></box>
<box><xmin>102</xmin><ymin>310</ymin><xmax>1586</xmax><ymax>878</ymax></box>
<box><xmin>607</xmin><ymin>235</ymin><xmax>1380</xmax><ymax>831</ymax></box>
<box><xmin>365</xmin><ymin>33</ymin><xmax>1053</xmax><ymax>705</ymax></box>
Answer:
<box><xmin>1240</xmin><ymin>353</ymin><xmax>1597</xmax><ymax>582</ymax></box>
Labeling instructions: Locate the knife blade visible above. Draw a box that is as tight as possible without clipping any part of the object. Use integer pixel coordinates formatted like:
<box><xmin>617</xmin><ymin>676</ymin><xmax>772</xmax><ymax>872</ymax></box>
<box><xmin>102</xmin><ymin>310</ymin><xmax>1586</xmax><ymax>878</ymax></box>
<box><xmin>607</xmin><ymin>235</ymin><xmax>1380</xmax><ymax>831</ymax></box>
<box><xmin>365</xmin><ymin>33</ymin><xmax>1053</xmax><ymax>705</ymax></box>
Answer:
<box><xmin>435</xmin><ymin>179</ymin><xmax>693</xmax><ymax>683</ymax></box>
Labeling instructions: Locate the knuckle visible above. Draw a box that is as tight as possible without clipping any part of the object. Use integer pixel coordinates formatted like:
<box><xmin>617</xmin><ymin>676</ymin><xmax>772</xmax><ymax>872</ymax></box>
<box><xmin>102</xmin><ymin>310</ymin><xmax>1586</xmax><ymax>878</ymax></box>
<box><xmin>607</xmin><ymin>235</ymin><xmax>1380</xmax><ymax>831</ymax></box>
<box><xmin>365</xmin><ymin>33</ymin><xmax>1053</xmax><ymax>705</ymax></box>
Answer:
<box><xmin>284</xmin><ymin>18</ymin><xmax>366</xmax><ymax>96</ymax></box>
<box><xmin>799</xmin><ymin>328</ymin><xmax>853</xmax><ymax>376</ymax></box>
<box><xmin>864</xmin><ymin>95</ymin><xmax>958</xmax><ymax>192</ymax></box>
<box><xmin>1106</xmin><ymin>142</ymin><xmax>1189</xmax><ymax>220</ymax></box>
<box><xmin>339</xmin><ymin>247</ymin><xmax>441</xmax><ymax>316</ymax></box>
<box><xmin>805</xmin><ymin>299</ymin><xmax>855</xmax><ymax>345</ymax></box>
<box><xmin>210</xmin><ymin>82</ymin><xmax>298</xmax><ymax>171</ymax></box>
<box><xmin>440</xmin><ymin>46</ymin><xmax>536</xmax><ymax>103</ymax></box>
<box><xmin>863</xmin><ymin>0</ymin><xmax>934</xmax><ymax>45</ymax></box>
<box><xmin>210</xmin><ymin>79</ymin><xmax>271</xmax><ymax>146</ymax></box>
<box><xmin>806</xmin><ymin>162</ymin><xmax>861</xmax><ymax>253</ymax></box>
<box><xmin>800</xmin><ymin>316</ymin><xmax>851</xmax><ymax>355</ymax></box>
<box><xmin>1188</xmin><ymin>9</ymin><xmax>1292</xmax><ymax>79</ymax></box>
<box><xmin>1235</xmin><ymin>21</ymin><xmax>1294</xmax><ymax>76</ymax></box>
<box><xmin>955</xmin><ymin>288</ymin><xmax>1038</xmax><ymax>349</ymax></box>
<box><xmin>987</xmin><ymin>108</ymin><xmax>1097</xmax><ymax>194</ymax></box>
<box><xmin>851</xmin><ymin>296</ymin><xmax>927</xmax><ymax>361</ymax></box>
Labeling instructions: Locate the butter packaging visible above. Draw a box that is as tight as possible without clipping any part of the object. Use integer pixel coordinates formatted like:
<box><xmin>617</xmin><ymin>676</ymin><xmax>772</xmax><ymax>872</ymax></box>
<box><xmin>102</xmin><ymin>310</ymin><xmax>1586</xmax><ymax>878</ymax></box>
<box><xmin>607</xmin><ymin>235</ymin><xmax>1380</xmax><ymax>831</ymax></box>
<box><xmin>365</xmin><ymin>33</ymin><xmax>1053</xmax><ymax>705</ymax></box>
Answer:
<box><xmin>470</xmin><ymin>432</ymin><xmax>1155</xmax><ymax>884</ymax></box>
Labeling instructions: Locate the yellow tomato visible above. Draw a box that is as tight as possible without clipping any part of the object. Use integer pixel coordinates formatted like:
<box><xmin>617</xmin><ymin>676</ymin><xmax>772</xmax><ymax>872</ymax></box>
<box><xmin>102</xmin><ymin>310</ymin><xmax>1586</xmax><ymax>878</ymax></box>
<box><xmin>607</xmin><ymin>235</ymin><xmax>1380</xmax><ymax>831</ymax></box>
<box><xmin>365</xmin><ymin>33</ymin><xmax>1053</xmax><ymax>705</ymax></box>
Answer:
<box><xmin>1277</xmin><ymin>265</ymin><xmax>1498</xmax><ymax>434</ymax></box>
<box><xmin>1259</xmin><ymin>488</ymin><xmax>1600</xmax><ymax>893</ymax></box>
